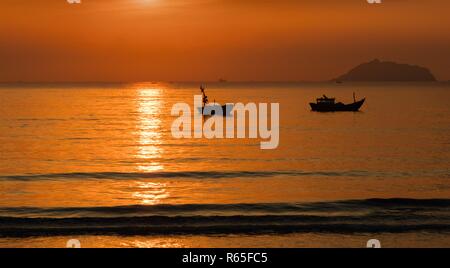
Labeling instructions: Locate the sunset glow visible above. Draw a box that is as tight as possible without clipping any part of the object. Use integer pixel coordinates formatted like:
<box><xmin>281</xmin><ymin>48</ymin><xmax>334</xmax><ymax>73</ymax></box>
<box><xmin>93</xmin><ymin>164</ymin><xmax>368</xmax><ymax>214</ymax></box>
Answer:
<box><xmin>1</xmin><ymin>0</ymin><xmax>449</xmax><ymax>251</ymax></box>
<box><xmin>0</xmin><ymin>0</ymin><xmax>449</xmax><ymax>82</ymax></box>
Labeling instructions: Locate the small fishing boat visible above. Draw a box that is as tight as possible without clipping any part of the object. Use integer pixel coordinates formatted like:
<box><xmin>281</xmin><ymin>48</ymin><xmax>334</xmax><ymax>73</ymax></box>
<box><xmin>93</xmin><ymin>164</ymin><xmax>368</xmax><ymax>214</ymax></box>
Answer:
<box><xmin>310</xmin><ymin>93</ymin><xmax>365</xmax><ymax>112</ymax></box>
<box><xmin>200</xmin><ymin>86</ymin><xmax>233</xmax><ymax>116</ymax></box>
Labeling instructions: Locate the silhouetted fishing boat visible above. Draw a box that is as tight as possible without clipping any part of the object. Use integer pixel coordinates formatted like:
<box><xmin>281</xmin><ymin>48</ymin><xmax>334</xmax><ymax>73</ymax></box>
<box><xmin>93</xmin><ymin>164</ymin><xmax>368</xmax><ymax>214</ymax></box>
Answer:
<box><xmin>310</xmin><ymin>93</ymin><xmax>365</xmax><ymax>112</ymax></box>
<box><xmin>200</xmin><ymin>85</ymin><xmax>233</xmax><ymax>116</ymax></box>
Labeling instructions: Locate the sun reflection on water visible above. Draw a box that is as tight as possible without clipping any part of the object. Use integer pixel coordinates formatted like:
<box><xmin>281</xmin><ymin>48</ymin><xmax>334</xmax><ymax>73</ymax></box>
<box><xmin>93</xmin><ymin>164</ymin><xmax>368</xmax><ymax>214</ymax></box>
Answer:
<box><xmin>136</xmin><ymin>87</ymin><xmax>164</xmax><ymax>172</ymax></box>
<box><xmin>132</xmin><ymin>86</ymin><xmax>170</xmax><ymax>205</ymax></box>
<box><xmin>132</xmin><ymin>181</ymin><xmax>169</xmax><ymax>205</ymax></box>
<box><xmin>123</xmin><ymin>238</ymin><xmax>185</xmax><ymax>248</ymax></box>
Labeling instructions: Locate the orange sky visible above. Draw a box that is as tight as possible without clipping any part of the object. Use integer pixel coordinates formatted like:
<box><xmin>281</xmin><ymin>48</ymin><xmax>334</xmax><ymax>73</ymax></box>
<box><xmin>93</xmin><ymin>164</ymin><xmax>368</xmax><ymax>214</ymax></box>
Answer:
<box><xmin>0</xmin><ymin>0</ymin><xmax>449</xmax><ymax>82</ymax></box>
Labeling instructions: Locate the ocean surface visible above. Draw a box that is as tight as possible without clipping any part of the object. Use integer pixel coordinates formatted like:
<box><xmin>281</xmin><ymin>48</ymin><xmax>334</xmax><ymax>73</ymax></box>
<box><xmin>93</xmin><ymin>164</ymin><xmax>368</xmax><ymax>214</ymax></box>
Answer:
<box><xmin>0</xmin><ymin>82</ymin><xmax>449</xmax><ymax>248</ymax></box>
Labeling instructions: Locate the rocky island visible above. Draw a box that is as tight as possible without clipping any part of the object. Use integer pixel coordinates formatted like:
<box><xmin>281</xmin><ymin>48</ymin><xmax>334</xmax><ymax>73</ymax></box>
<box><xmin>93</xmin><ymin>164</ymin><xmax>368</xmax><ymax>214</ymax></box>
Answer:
<box><xmin>334</xmin><ymin>59</ymin><xmax>436</xmax><ymax>82</ymax></box>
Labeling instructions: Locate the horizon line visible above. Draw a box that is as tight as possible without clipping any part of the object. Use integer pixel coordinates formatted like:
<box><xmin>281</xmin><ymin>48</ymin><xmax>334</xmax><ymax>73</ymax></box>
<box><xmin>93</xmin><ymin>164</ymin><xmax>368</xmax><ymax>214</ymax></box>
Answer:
<box><xmin>0</xmin><ymin>80</ymin><xmax>449</xmax><ymax>84</ymax></box>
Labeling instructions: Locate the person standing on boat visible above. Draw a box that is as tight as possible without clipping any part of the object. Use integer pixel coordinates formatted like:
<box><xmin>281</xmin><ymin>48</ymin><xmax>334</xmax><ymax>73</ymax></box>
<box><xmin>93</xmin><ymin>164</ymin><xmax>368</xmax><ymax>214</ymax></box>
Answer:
<box><xmin>200</xmin><ymin>85</ymin><xmax>208</xmax><ymax>108</ymax></box>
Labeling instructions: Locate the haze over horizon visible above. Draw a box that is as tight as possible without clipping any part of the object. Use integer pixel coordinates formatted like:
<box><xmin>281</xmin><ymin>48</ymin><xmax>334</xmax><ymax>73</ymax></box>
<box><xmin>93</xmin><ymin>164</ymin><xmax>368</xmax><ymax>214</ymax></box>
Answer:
<box><xmin>1</xmin><ymin>0</ymin><xmax>449</xmax><ymax>82</ymax></box>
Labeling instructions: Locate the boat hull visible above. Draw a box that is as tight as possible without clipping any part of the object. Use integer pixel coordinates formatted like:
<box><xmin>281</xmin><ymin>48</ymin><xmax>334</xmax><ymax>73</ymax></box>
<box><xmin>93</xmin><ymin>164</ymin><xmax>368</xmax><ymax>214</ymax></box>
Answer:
<box><xmin>198</xmin><ymin>104</ymin><xmax>234</xmax><ymax>116</ymax></box>
<box><xmin>310</xmin><ymin>98</ymin><xmax>365</xmax><ymax>112</ymax></box>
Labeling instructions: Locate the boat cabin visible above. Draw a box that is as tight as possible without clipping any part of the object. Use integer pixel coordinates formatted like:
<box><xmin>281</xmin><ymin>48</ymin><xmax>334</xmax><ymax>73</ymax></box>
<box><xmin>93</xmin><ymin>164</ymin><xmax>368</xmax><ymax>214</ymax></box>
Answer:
<box><xmin>316</xmin><ymin>95</ymin><xmax>335</xmax><ymax>104</ymax></box>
